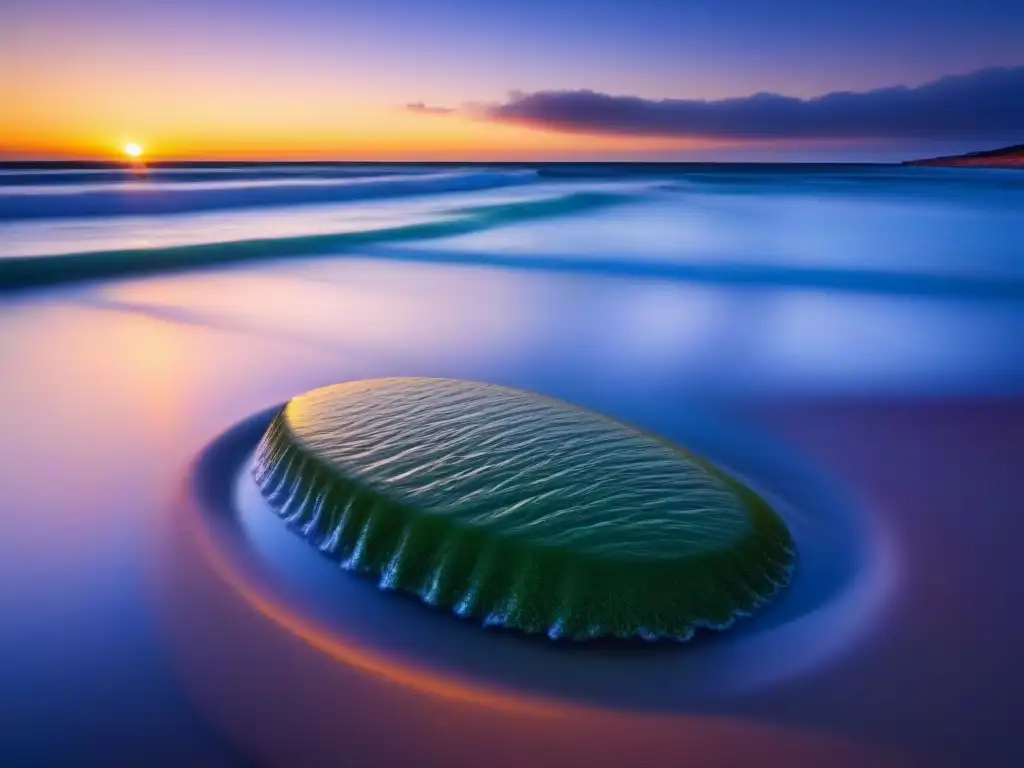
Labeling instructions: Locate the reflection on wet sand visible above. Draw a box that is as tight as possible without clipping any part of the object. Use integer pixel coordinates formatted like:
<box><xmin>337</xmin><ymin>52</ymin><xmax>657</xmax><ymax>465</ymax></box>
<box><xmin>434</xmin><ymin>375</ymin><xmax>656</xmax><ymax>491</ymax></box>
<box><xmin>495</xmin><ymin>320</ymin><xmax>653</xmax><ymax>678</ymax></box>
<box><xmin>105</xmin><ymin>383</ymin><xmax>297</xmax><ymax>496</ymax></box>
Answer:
<box><xmin>152</xmin><ymin>406</ymin><xmax>909</xmax><ymax>766</ymax></box>
<box><xmin>160</xmin><ymin>479</ymin><xmax>905</xmax><ymax>766</ymax></box>
<box><xmin>2</xmin><ymin>253</ymin><xmax>1022</xmax><ymax>765</ymax></box>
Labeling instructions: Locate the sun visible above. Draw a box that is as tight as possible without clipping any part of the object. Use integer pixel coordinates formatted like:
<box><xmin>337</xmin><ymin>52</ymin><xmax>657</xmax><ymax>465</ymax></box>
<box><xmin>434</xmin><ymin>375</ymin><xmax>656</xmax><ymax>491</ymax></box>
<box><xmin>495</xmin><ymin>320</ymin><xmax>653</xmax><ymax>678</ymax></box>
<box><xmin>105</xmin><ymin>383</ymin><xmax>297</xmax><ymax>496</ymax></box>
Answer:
<box><xmin>123</xmin><ymin>142</ymin><xmax>143</xmax><ymax>159</ymax></box>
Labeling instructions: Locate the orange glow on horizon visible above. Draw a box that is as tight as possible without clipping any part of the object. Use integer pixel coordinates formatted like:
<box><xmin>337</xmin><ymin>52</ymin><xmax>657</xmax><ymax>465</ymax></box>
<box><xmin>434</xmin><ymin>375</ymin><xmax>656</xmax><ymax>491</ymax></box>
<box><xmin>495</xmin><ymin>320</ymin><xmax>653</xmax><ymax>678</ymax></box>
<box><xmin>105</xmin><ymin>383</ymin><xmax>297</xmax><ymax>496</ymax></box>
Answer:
<box><xmin>0</xmin><ymin>15</ymin><xmax>779</xmax><ymax>162</ymax></box>
<box><xmin>1</xmin><ymin>67</ymin><xmax>720</xmax><ymax>161</ymax></box>
<box><xmin>1</xmin><ymin>116</ymin><xmax>718</xmax><ymax>162</ymax></box>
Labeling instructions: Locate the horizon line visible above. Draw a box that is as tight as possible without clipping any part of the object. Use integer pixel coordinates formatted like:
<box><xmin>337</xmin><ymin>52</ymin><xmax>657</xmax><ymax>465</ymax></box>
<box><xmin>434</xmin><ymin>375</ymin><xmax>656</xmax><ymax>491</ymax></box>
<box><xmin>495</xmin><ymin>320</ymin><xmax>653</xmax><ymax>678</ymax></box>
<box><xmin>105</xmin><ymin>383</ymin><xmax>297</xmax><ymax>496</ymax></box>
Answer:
<box><xmin>0</xmin><ymin>158</ymin><xmax>909</xmax><ymax>168</ymax></box>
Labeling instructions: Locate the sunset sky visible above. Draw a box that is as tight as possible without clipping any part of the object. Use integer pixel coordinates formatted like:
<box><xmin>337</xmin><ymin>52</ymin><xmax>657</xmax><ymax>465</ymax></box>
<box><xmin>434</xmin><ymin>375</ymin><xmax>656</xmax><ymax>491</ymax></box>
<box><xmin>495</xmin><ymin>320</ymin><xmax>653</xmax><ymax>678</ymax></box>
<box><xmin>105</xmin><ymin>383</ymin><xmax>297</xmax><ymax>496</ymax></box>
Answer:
<box><xmin>2</xmin><ymin>0</ymin><xmax>1022</xmax><ymax>161</ymax></box>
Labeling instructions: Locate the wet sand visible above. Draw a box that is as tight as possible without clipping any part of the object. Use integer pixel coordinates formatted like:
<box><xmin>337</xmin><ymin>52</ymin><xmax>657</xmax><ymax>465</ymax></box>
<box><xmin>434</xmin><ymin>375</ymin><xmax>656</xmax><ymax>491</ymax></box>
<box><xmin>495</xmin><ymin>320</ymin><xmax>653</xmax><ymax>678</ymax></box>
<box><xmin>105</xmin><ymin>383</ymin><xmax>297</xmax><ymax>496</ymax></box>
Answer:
<box><xmin>1</xmin><ymin>259</ymin><xmax>1022</xmax><ymax>766</ymax></box>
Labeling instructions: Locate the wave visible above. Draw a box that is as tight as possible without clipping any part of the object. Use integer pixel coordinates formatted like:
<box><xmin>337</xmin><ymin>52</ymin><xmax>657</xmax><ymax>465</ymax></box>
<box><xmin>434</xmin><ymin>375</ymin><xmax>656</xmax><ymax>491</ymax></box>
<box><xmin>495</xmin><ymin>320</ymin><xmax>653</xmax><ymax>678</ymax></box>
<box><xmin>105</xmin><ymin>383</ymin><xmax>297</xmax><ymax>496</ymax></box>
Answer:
<box><xmin>0</xmin><ymin>191</ymin><xmax>626</xmax><ymax>290</ymax></box>
<box><xmin>4</xmin><ymin>193</ymin><xmax>1020</xmax><ymax>300</ymax></box>
<box><xmin>344</xmin><ymin>244</ymin><xmax>1024</xmax><ymax>300</ymax></box>
<box><xmin>0</xmin><ymin>165</ymin><xmax>438</xmax><ymax>186</ymax></box>
<box><xmin>0</xmin><ymin>170</ymin><xmax>538</xmax><ymax>220</ymax></box>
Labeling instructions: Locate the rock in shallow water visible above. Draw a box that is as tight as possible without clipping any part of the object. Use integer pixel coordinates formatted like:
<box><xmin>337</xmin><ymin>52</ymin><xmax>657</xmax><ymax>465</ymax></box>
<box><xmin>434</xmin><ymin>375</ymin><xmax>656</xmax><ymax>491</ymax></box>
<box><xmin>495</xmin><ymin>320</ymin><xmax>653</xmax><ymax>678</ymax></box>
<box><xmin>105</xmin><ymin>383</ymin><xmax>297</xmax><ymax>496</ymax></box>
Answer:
<box><xmin>253</xmin><ymin>378</ymin><xmax>795</xmax><ymax>642</ymax></box>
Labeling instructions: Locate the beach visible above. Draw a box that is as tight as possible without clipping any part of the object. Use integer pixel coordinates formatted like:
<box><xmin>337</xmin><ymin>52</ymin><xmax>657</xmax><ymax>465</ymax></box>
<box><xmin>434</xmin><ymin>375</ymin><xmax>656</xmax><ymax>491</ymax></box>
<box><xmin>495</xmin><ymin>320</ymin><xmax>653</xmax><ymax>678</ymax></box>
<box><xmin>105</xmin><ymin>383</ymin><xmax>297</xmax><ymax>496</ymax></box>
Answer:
<box><xmin>1</xmin><ymin>163</ymin><xmax>1022</xmax><ymax>766</ymax></box>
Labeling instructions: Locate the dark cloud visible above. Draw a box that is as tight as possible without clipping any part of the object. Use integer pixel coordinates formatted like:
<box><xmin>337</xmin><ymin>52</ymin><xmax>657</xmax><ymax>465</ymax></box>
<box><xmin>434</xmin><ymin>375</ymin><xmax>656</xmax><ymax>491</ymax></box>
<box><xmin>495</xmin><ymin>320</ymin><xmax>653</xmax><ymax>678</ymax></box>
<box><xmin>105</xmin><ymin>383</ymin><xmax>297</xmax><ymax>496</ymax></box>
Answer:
<box><xmin>480</xmin><ymin>67</ymin><xmax>1024</xmax><ymax>140</ymax></box>
<box><xmin>405</xmin><ymin>102</ymin><xmax>455</xmax><ymax>115</ymax></box>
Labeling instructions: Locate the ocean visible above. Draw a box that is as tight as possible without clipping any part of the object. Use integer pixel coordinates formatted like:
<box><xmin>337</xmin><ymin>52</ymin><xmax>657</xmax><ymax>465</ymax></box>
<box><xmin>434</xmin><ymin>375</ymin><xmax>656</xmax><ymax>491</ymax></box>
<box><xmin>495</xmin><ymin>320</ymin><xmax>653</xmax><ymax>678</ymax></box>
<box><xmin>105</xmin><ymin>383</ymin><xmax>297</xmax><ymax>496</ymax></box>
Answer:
<box><xmin>1</xmin><ymin>163</ymin><xmax>1022</xmax><ymax>766</ymax></box>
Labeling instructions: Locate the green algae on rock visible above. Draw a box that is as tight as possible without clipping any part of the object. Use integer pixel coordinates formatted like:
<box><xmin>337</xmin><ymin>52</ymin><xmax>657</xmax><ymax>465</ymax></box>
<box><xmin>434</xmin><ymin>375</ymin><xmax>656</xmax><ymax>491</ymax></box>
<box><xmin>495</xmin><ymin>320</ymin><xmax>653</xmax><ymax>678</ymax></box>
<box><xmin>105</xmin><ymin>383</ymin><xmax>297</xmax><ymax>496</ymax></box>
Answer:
<box><xmin>252</xmin><ymin>378</ymin><xmax>795</xmax><ymax>641</ymax></box>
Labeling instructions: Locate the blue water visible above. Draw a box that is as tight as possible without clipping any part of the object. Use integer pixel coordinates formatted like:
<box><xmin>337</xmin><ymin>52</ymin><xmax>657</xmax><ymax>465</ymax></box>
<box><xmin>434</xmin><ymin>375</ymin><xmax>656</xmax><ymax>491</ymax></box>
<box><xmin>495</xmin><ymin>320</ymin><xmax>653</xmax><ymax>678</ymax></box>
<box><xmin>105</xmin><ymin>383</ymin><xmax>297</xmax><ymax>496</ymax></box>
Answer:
<box><xmin>1</xmin><ymin>162</ymin><xmax>1022</xmax><ymax>766</ymax></box>
<box><xmin>1</xmin><ymin>165</ymin><xmax>1021</xmax><ymax>298</ymax></box>
<box><xmin>2</xmin><ymin>162</ymin><xmax>1021</xmax><ymax>394</ymax></box>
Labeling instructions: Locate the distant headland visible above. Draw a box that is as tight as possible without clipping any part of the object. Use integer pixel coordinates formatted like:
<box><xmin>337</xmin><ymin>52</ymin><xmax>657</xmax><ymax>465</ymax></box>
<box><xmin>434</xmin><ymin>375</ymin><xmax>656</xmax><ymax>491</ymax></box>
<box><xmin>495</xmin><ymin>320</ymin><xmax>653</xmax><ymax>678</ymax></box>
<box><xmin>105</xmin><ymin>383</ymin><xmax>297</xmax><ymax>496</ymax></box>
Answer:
<box><xmin>904</xmin><ymin>143</ymin><xmax>1024</xmax><ymax>169</ymax></box>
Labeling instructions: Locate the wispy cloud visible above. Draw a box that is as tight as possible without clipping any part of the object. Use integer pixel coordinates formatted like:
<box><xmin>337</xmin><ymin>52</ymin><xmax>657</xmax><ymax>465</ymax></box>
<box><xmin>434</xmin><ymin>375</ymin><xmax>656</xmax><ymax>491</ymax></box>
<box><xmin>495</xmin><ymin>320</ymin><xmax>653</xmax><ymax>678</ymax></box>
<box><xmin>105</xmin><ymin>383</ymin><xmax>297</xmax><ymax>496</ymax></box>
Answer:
<box><xmin>411</xmin><ymin>67</ymin><xmax>1024</xmax><ymax>140</ymax></box>
<box><xmin>405</xmin><ymin>101</ymin><xmax>456</xmax><ymax>116</ymax></box>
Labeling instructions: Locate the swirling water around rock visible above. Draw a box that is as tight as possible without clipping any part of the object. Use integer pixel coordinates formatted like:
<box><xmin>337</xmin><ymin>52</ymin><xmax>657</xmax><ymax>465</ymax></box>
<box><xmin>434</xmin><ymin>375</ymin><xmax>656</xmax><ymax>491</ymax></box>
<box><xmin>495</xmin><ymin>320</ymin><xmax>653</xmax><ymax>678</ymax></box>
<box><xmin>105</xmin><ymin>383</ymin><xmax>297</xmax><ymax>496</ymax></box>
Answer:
<box><xmin>181</xmin><ymin>400</ymin><xmax>886</xmax><ymax>711</ymax></box>
<box><xmin>253</xmin><ymin>378</ymin><xmax>796</xmax><ymax>641</ymax></box>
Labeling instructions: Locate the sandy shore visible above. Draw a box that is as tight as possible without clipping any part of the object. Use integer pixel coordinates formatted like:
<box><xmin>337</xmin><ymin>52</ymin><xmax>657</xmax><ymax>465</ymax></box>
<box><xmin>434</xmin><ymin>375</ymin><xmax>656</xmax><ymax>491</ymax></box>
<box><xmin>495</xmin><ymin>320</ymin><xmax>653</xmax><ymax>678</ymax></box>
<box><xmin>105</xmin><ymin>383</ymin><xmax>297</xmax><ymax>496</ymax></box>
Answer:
<box><xmin>1</xmin><ymin>260</ymin><xmax>1022</xmax><ymax>766</ymax></box>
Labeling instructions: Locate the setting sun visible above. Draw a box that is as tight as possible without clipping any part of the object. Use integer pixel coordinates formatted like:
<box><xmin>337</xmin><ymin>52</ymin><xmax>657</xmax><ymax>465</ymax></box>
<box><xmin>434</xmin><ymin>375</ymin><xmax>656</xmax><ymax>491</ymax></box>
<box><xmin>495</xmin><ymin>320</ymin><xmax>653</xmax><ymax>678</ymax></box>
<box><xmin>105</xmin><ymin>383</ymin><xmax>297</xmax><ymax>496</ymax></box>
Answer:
<box><xmin>123</xmin><ymin>142</ymin><xmax>143</xmax><ymax>158</ymax></box>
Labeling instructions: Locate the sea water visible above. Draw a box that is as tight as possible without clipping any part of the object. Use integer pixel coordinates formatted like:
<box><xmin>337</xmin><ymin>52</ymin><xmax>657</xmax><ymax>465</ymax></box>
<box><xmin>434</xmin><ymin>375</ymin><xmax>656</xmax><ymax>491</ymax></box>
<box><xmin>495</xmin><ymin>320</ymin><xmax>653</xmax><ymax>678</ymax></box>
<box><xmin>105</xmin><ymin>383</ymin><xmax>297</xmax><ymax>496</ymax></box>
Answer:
<box><xmin>0</xmin><ymin>163</ymin><xmax>1022</xmax><ymax>766</ymax></box>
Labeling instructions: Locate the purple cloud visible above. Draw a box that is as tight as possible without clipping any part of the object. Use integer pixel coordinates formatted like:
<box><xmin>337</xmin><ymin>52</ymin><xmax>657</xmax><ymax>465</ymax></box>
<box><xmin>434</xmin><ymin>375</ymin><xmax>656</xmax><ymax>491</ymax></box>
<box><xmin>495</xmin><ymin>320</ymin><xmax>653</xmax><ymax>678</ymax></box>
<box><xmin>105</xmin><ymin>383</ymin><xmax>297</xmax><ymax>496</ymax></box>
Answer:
<box><xmin>468</xmin><ymin>67</ymin><xmax>1024</xmax><ymax>140</ymax></box>
<box><xmin>405</xmin><ymin>102</ymin><xmax>455</xmax><ymax>116</ymax></box>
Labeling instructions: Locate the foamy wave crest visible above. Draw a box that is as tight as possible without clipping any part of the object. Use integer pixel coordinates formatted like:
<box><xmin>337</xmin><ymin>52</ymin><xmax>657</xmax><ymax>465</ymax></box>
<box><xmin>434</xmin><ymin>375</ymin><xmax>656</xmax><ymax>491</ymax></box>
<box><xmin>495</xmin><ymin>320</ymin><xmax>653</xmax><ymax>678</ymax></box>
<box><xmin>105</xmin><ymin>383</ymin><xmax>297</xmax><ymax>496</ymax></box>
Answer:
<box><xmin>0</xmin><ymin>170</ymin><xmax>539</xmax><ymax>220</ymax></box>
<box><xmin>0</xmin><ymin>191</ymin><xmax>626</xmax><ymax>290</ymax></box>
<box><xmin>0</xmin><ymin>165</ymin><xmax>425</xmax><ymax>186</ymax></box>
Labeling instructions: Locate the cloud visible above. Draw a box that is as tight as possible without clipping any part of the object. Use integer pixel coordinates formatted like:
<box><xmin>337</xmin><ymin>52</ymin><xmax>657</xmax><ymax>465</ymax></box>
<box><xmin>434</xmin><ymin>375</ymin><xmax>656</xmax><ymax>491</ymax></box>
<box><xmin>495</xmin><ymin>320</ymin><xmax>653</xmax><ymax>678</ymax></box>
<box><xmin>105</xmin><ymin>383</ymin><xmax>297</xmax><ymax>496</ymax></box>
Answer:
<box><xmin>476</xmin><ymin>67</ymin><xmax>1024</xmax><ymax>140</ymax></box>
<box><xmin>405</xmin><ymin>101</ymin><xmax>455</xmax><ymax>116</ymax></box>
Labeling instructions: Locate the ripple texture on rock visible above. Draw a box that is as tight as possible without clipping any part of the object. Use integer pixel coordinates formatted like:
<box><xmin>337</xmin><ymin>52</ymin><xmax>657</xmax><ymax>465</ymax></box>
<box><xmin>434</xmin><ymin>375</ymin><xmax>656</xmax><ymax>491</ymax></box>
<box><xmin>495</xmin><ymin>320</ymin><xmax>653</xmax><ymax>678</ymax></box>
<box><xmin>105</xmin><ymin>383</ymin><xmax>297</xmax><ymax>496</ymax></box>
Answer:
<box><xmin>253</xmin><ymin>378</ymin><xmax>795</xmax><ymax>641</ymax></box>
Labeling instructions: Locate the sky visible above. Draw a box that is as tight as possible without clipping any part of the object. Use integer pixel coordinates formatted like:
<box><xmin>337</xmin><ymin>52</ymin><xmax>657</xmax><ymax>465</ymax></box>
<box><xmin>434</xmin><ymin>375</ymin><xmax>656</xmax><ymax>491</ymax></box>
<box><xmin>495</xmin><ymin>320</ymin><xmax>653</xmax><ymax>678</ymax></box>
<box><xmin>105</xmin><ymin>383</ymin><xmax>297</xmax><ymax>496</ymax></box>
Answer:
<box><xmin>1</xmin><ymin>0</ymin><xmax>1022</xmax><ymax>161</ymax></box>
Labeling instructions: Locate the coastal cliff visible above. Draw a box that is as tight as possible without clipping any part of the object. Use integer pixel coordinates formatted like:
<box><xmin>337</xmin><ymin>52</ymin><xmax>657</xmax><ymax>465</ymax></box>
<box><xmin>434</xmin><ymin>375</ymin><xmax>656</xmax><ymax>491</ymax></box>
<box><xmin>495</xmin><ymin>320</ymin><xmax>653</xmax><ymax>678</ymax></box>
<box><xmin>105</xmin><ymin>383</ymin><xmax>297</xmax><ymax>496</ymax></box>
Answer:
<box><xmin>904</xmin><ymin>144</ymin><xmax>1024</xmax><ymax>168</ymax></box>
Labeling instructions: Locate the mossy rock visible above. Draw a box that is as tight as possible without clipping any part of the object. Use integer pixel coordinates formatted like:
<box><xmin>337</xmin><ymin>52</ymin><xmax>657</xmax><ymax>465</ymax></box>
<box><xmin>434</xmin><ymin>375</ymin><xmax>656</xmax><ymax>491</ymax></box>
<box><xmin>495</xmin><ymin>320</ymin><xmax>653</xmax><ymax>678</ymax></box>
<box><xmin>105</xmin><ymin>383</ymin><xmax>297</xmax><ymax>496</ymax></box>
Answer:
<box><xmin>253</xmin><ymin>378</ymin><xmax>795</xmax><ymax>641</ymax></box>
